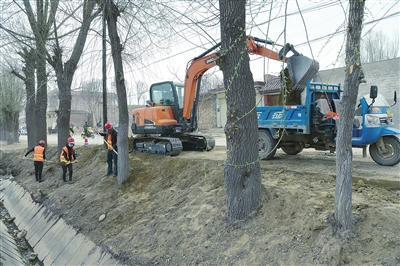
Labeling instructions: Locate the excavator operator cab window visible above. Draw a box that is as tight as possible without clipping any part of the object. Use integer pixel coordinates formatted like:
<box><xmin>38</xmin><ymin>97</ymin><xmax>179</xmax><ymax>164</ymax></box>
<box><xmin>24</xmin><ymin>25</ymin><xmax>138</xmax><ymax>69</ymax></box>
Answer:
<box><xmin>163</xmin><ymin>91</ymin><xmax>174</xmax><ymax>105</ymax></box>
<box><xmin>150</xmin><ymin>82</ymin><xmax>174</xmax><ymax>106</ymax></box>
<box><xmin>174</xmin><ymin>84</ymin><xmax>184</xmax><ymax>108</ymax></box>
<box><xmin>150</xmin><ymin>81</ymin><xmax>183</xmax><ymax>108</ymax></box>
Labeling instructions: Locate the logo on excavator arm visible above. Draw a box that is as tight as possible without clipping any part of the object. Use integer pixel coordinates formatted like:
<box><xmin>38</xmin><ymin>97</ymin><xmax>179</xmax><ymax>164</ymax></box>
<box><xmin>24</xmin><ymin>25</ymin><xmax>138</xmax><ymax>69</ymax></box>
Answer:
<box><xmin>205</xmin><ymin>56</ymin><xmax>218</xmax><ymax>64</ymax></box>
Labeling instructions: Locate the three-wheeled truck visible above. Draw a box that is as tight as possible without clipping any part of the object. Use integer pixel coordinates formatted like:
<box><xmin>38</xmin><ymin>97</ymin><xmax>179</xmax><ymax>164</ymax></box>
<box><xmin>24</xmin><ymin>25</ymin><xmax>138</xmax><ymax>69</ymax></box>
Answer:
<box><xmin>257</xmin><ymin>81</ymin><xmax>400</xmax><ymax>166</ymax></box>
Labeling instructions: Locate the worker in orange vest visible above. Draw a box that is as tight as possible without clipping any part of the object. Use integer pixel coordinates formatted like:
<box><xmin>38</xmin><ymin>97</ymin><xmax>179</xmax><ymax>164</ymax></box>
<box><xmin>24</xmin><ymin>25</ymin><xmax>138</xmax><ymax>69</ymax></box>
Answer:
<box><xmin>24</xmin><ymin>140</ymin><xmax>46</xmax><ymax>182</ymax></box>
<box><xmin>60</xmin><ymin>137</ymin><xmax>76</xmax><ymax>184</ymax></box>
<box><xmin>98</xmin><ymin>122</ymin><xmax>118</xmax><ymax>177</ymax></box>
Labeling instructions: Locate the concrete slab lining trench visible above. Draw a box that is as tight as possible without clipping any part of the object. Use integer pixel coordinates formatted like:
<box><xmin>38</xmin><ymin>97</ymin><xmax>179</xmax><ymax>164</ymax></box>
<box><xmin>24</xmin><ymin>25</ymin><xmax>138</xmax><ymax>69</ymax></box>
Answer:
<box><xmin>0</xmin><ymin>220</ymin><xmax>26</xmax><ymax>265</ymax></box>
<box><xmin>1</xmin><ymin>179</ymin><xmax>120</xmax><ymax>265</ymax></box>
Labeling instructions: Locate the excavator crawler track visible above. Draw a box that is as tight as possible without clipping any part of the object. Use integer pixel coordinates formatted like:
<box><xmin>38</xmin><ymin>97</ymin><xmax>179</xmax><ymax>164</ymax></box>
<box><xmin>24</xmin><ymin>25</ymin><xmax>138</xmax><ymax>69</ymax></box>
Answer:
<box><xmin>181</xmin><ymin>134</ymin><xmax>216</xmax><ymax>151</ymax></box>
<box><xmin>133</xmin><ymin>137</ymin><xmax>183</xmax><ymax>156</ymax></box>
<box><xmin>132</xmin><ymin>134</ymin><xmax>215</xmax><ymax>156</ymax></box>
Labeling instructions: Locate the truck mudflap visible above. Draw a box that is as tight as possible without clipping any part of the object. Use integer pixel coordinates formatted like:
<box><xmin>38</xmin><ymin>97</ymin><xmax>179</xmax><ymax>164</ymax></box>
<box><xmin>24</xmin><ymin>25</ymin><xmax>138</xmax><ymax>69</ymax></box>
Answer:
<box><xmin>133</xmin><ymin>137</ymin><xmax>183</xmax><ymax>156</ymax></box>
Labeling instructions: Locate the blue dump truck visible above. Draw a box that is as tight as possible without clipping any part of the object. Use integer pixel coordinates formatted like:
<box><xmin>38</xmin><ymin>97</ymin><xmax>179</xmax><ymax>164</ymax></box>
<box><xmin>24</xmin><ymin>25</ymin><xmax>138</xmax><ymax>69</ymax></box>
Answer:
<box><xmin>257</xmin><ymin>81</ymin><xmax>400</xmax><ymax>166</ymax></box>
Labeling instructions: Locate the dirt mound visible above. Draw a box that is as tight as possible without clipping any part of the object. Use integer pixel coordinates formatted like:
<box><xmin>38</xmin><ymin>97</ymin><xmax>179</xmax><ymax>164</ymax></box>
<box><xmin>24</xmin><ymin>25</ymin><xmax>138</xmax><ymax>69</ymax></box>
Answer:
<box><xmin>1</xmin><ymin>144</ymin><xmax>400</xmax><ymax>265</ymax></box>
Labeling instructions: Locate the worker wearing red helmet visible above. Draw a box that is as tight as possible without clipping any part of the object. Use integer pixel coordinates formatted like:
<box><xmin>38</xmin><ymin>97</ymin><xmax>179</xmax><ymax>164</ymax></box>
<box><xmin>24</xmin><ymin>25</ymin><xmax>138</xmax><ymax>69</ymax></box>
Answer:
<box><xmin>24</xmin><ymin>140</ymin><xmax>46</xmax><ymax>182</ymax></box>
<box><xmin>98</xmin><ymin>122</ymin><xmax>118</xmax><ymax>177</ymax></box>
<box><xmin>60</xmin><ymin>137</ymin><xmax>77</xmax><ymax>184</ymax></box>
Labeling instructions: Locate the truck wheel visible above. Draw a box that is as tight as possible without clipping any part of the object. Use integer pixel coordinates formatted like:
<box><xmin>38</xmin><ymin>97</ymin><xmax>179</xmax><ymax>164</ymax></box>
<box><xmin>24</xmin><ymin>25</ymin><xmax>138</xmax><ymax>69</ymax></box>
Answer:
<box><xmin>281</xmin><ymin>146</ymin><xmax>303</xmax><ymax>155</ymax></box>
<box><xmin>258</xmin><ymin>130</ymin><xmax>277</xmax><ymax>160</ymax></box>
<box><xmin>369</xmin><ymin>136</ymin><xmax>400</xmax><ymax>166</ymax></box>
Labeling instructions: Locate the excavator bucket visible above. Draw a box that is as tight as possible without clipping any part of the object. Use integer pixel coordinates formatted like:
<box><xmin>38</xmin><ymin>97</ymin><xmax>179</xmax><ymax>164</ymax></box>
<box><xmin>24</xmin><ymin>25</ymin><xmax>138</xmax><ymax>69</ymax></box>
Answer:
<box><xmin>286</xmin><ymin>55</ymin><xmax>319</xmax><ymax>91</ymax></box>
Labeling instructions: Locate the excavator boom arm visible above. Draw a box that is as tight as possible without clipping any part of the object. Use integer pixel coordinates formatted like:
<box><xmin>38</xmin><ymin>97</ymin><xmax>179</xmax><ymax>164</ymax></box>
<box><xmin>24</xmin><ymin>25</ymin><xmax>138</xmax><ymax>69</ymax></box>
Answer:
<box><xmin>182</xmin><ymin>36</ymin><xmax>319</xmax><ymax>121</ymax></box>
<box><xmin>182</xmin><ymin>37</ymin><xmax>282</xmax><ymax>121</ymax></box>
<box><xmin>183</xmin><ymin>52</ymin><xmax>219</xmax><ymax>120</ymax></box>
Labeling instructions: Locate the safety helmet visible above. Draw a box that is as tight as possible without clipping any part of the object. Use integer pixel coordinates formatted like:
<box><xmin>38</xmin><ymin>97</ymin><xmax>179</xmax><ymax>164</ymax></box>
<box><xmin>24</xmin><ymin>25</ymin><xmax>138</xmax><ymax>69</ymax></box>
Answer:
<box><xmin>67</xmin><ymin>137</ymin><xmax>75</xmax><ymax>144</ymax></box>
<box><xmin>39</xmin><ymin>140</ymin><xmax>45</xmax><ymax>146</ymax></box>
<box><xmin>105</xmin><ymin>122</ymin><xmax>113</xmax><ymax>130</ymax></box>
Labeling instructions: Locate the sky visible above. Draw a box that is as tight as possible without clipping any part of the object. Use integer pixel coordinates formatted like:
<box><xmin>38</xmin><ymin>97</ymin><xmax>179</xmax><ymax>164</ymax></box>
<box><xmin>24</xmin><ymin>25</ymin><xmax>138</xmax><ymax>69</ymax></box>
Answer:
<box><xmin>69</xmin><ymin>0</ymin><xmax>400</xmax><ymax>104</ymax></box>
<box><xmin>128</xmin><ymin>1</ymin><xmax>399</xmax><ymax>84</ymax></box>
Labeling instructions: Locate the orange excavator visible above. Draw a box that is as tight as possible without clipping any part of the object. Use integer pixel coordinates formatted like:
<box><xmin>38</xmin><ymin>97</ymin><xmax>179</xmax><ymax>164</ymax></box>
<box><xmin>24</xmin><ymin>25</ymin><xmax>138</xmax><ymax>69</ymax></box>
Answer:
<box><xmin>131</xmin><ymin>36</ymin><xmax>319</xmax><ymax>156</ymax></box>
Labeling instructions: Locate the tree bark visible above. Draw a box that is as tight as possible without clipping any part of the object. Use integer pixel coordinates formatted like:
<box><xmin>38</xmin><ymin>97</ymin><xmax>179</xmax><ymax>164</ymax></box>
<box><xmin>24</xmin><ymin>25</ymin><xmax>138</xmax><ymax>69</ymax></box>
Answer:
<box><xmin>105</xmin><ymin>0</ymin><xmax>130</xmax><ymax>185</ymax></box>
<box><xmin>12</xmin><ymin>48</ymin><xmax>37</xmax><ymax>148</ymax></box>
<box><xmin>49</xmin><ymin>1</ymin><xmax>100</xmax><ymax>155</ymax></box>
<box><xmin>219</xmin><ymin>0</ymin><xmax>262</xmax><ymax>222</ymax></box>
<box><xmin>102</xmin><ymin>6</ymin><xmax>108</xmax><ymax>130</ymax></box>
<box><xmin>23</xmin><ymin>49</ymin><xmax>37</xmax><ymax>148</ymax></box>
<box><xmin>22</xmin><ymin>0</ymin><xmax>55</xmax><ymax>146</ymax></box>
<box><xmin>334</xmin><ymin>0</ymin><xmax>365</xmax><ymax>234</ymax></box>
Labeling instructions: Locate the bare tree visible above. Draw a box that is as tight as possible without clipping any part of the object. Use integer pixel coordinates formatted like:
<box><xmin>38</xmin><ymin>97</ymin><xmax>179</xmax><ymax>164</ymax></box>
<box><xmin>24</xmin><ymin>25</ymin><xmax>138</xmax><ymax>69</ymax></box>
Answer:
<box><xmin>0</xmin><ymin>1</ymin><xmax>57</xmax><ymax>146</ymax></box>
<box><xmin>10</xmin><ymin>48</ymin><xmax>37</xmax><ymax>148</ymax></box>
<box><xmin>48</xmin><ymin>1</ymin><xmax>101</xmax><ymax>154</ymax></box>
<box><xmin>22</xmin><ymin>0</ymin><xmax>59</xmax><ymax>146</ymax></box>
<box><xmin>334</xmin><ymin>0</ymin><xmax>366</xmax><ymax>235</ymax></box>
<box><xmin>0</xmin><ymin>71</ymin><xmax>24</xmax><ymax>144</ymax></box>
<box><xmin>80</xmin><ymin>79</ymin><xmax>103</xmax><ymax>125</ymax></box>
<box><xmin>135</xmin><ymin>81</ymin><xmax>148</xmax><ymax>105</ymax></box>
<box><xmin>219</xmin><ymin>0</ymin><xmax>262</xmax><ymax>222</ymax></box>
<box><xmin>200</xmin><ymin>72</ymin><xmax>223</xmax><ymax>93</ymax></box>
<box><xmin>361</xmin><ymin>29</ymin><xmax>399</xmax><ymax>63</ymax></box>
<box><xmin>104</xmin><ymin>0</ymin><xmax>131</xmax><ymax>185</ymax></box>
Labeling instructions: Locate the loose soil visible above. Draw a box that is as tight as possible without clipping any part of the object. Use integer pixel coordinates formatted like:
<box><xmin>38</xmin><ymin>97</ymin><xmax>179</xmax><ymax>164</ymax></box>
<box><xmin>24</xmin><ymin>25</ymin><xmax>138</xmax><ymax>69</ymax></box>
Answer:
<box><xmin>1</xmin><ymin>137</ymin><xmax>399</xmax><ymax>266</ymax></box>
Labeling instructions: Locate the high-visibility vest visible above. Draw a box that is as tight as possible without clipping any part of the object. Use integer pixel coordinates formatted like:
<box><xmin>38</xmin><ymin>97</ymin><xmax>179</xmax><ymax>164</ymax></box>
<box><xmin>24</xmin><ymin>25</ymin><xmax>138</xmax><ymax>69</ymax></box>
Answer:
<box><xmin>107</xmin><ymin>133</ymin><xmax>113</xmax><ymax>150</ymax></box>
<box><xmin>33</xmin><ymin>146</ymin><xmax>45</xmax><ymax>162</ymax></box>
<box><xmin>60</xmin><ymin>146</ymin><xmax>75</xmax><ymax>163</ymax></box>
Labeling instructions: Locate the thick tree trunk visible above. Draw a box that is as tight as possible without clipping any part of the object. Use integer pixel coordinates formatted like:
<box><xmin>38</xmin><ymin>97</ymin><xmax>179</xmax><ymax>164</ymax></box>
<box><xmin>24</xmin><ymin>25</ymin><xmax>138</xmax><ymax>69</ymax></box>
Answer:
<box><xmin>13</xmin><ymin>47</ymin><xmax>37</xmax><ymax>147</ymax></box>
<box><xmin>50</xmin><ymin>1</ymin><xmax>99</xmax><ymax>155</ymax></box>
<box><xmin>219</xmin><ymin>0</ymin><xmax>262</xmax><ymax>222</ymax></box>
<box><xmin>106</xmin><ymin>0</ymin><xmax>130</xmax><ymax>185</ymax></box>
<box><xmin>334</xmin><ymin>0</ymin><xmax>365</xmax><ymax>234</ymax></box>
<box><xmin>23</xmin><ymin>49</ymin><xmax>37</xmax><ymax>148</ymax></box>
<box><xmin>23</xmin><ymin>0</ymin><xmax>52</xmax><ymax>146</ymax></box>
<box><xmin>56</xmin><ymin>73</ymin><xmax>73</xmax><ymax>154</ymax></box>
<box><xmin>36</xmin><ymin>41</ymin><xmax>48</xmax><ymax>145</ymax></box>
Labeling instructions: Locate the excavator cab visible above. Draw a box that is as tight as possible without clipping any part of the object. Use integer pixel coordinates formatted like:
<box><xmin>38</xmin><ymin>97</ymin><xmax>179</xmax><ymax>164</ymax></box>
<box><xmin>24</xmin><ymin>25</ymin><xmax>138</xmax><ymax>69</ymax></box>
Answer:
<box><xmin>132</xmin><ymin>81</ymin><xmax>186</xmax><ymax>136</ymax></box>
<box><xmin>150</xmin><ymin>82</ymin><xmax>184</xmax><ymax>108</ymax></box>
<box><xmin>131</xmin><ymin>81</ymin><xmax>214</xmax><ymax>156</ymax></box>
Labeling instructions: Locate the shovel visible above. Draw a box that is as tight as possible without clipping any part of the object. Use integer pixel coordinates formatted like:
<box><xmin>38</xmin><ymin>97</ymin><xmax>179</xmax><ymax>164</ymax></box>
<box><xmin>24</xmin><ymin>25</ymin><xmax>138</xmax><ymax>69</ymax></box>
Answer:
<box><xmin>96</xmin><ymin>132</ymin><xmax>119</xmax><ymax>155</ymax></box>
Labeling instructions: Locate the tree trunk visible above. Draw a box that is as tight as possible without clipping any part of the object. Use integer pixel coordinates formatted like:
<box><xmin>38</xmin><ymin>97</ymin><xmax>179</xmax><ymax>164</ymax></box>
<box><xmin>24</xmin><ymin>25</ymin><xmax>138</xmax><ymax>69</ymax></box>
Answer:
<box><xmin>219</xmin><ymin>0</ymin><xmax>262</xmax><ymax>222</ymax></box>
<box><xmin>55</xmin><ymin>71</ymin><xmax>73</xmax><ymax>154</ymax></box>
<box><xmin>49</xmin><ymin>1</ymin><xmax>99</xmax><ymax>155</ymax></box>
<box><xmin>36</xmin><ymin>41</ymin><xmax>48</xmax><ymax>145</ymax></box>
<box><xmin>105</xmin><ymin>0</ymin><xmax>130</xmax><ymax>185</ymax></box>
<box><xmin>12</xmin><ymin>47</ymin><xmax>37</xmax><ymax>148</ymax></box>
<box><xmin>23</xmin><ymin>48</ymin><xmax>37</xmax><ymax>148</ymax></box>
<box><xmin>102</xmin><ymin>6</ymin><xmax>108</xmax><ymax>131</ymax></box>
<box><xmin>22</xmin><ymin>0</ymin><xmax>53</xmax><ymax>146</ymax></box>
<box><xmin>334</xmin><ymin>0</ymin><xmax>365</xmax><ymax>234</ymax></box>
